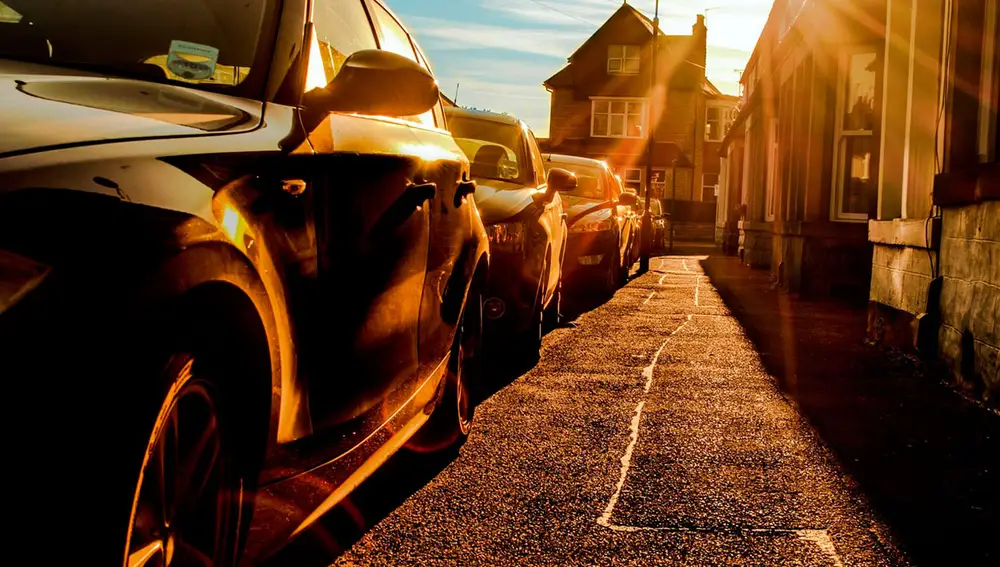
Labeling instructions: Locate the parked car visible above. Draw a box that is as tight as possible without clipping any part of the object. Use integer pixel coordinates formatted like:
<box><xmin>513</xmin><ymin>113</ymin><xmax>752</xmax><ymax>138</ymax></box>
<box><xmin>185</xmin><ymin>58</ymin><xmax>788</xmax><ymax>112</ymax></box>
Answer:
<box><xmin>0</xmin><ymin>0</ymin><xmax>489</xmax><ymax>564</ymax></box>
<box><xmin>445</xmin><ymin>107</ymin><xmax>571</xmax><ymax>353</ymax></box>
<box><xmin>650</xmin><ymin>198</ymin><xmax>667</xmax><ymax>249</ymax></box>
<box><xmin>544</xmin><ymin>154</ymin><xmax>639</xmax><ymax>295</ymax></box>
<box><xmin>622</xmin><ymin>187</ymin><xmax>642</xmax><ymax>266</ymax></box>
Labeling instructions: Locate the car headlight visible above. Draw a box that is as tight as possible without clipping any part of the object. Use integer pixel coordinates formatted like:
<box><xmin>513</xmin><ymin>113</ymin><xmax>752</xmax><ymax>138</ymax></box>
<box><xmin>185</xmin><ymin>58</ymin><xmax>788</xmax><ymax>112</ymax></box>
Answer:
<box><xmin>569</xmin><ymin>218</ymin><xmax>615</xmax><ymax>234</ymax></box>
<box><xmin>485</xmin><ymin>222</ymin><xmax>527</xmax><ymax>252</ymax></box>
<box><xmin>0</xmin><ymin>249</ymin><xmax>50</xmax><ymax>315</ymax></box>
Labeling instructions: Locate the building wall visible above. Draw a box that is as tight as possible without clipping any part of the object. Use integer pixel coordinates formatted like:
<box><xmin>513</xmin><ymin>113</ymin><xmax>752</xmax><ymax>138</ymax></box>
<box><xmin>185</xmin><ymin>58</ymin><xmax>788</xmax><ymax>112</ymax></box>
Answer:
<box><xmin>547</xmin><ymin>88</ymin><xmax>592</xmax><ymax>147</ymax></box>
<box><xmin>937</xmin><ymin>202</ymin><xmax>999</xmax><ymax>400</ymax></box>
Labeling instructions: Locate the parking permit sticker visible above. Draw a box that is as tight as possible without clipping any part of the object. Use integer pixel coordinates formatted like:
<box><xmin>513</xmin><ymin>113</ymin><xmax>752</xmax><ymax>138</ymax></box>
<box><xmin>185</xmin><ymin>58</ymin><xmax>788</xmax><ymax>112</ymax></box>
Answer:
<box><xmin>166</xmin><ymin>40</ymin><xmax>219</xmax><ymax>81</ymax></box>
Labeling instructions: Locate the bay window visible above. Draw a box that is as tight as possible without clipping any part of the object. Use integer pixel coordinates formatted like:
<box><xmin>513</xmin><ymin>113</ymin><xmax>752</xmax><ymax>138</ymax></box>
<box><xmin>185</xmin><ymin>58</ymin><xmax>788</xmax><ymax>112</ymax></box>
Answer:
<box><xmin>592</xmin><ymin>99</ymin><xmax>646</xmax><ymax>138</ymax></box>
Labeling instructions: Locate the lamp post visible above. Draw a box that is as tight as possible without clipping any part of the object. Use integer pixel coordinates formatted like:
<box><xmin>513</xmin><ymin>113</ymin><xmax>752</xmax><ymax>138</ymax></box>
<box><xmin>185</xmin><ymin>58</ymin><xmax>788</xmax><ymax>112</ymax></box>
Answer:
<box><xmin>639</xmin><ymin>0</ymin><xmax>660</xmax><ymax>273</ymax></box>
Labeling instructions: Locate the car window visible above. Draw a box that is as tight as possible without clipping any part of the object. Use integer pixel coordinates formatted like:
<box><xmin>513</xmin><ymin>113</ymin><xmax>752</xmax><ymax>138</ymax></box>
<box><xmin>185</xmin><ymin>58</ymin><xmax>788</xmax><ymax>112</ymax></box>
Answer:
<box><xmin>411</xmin><ymin>40</ymin><xmax>444</xmax><ymax>128</ymax></box>
<box><xmin>545</xmin><ymin>161</ymin><xmax>607</xmax><ymax>200</ymax></box>
<box><xmin>0</xmin><ymin>0</ymin><xmax>270</xmax><ymax>97</ymax></box>
<box><xmin>370</xmin><ymin>2</ymin><xmax>435</xmax><ymax>127</ymax></box>
<box><xmin>607</xmin><ymin>170</ymin><xmax>623</xmax><ymax>199</ymax></box>
<box><xmin>308</xmin><ymin>0</ymin><xmax>378</xmax><ymax>91</ymax></box>
<box><xmin>448</xmin><ymin>115</ymin><xmax>529</xmax><ymax>185</ymax></box>
<box><xmin>526</xmin><ymin>128</ymin><xmax>546</xmax><ymax>185</ymax></box>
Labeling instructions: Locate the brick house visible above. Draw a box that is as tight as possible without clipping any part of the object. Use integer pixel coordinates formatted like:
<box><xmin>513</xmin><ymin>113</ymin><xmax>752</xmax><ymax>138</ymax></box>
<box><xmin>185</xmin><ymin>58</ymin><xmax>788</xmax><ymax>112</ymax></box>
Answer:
<box><xmin>717</xmin><ymin>0</ymin><xmax>998</xmax><ymax>402</ymax></box>
<box><xmin>541</xmin><ymin>3</ymin><xmax>737</xmax><ymax>216</ymax></box>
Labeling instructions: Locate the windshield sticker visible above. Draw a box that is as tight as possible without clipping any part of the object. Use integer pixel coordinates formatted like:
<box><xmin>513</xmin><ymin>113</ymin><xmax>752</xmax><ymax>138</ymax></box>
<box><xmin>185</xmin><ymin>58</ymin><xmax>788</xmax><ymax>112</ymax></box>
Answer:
<box><xmin>166</xmin><ymin>40</ymin><xmax>219</xmax><ymax>81</ymax></box>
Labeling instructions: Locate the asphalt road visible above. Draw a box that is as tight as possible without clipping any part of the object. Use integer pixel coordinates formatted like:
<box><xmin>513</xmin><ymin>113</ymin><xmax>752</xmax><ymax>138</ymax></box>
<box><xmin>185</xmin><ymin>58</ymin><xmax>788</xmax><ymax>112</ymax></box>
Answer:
<box><xmin>271</xmin><ymin>253</ymin><xmax>910</xmax><ymax>566</ymax></box>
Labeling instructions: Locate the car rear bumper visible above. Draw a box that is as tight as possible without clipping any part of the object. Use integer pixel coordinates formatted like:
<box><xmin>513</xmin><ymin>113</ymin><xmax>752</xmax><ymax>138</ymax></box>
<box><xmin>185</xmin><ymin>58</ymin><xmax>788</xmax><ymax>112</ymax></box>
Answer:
<box><xmin>483</xmin><ymin>247</ymin><xmax>544</xmax><ymax>336</ymax></box>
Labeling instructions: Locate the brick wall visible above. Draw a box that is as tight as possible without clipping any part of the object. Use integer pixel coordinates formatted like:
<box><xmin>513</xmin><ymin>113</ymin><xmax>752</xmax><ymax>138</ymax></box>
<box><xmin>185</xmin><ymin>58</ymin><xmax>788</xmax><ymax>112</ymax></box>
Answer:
<box><xmin>937</xmin><ymin>201</ymin><xmax>999</xmax><ymax>402</ymax></box>
<box><xmin>548</xmin><ymin>88</ymin><xmax>592</xmax><ymax>146</ymax></box>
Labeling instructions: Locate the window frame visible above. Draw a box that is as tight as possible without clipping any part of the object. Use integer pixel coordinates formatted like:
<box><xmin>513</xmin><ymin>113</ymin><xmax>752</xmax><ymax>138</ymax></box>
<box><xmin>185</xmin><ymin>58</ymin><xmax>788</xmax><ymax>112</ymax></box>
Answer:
<box><xmin>702</xmin><ymin>173</ymin><xmax>720</xmax><ymax>201</ymax></box>
<box><xmin>608</xmin><ymin>44</ymin><xmax>640</xmax><ymax>75</ymax></box>
<box><xmin>764</xmin><ymin>118</ymin><xmax>778</xmax><ymax>221</ymax></box>
<box><xmin>591</xmin><ymin>97</ymin><xmax>647</xmax><ymax>139</ymax></box>
<box><xmin>830</xmin><ymin>46</ymin><xmax>880</xmax><ymax>222</ymax></box>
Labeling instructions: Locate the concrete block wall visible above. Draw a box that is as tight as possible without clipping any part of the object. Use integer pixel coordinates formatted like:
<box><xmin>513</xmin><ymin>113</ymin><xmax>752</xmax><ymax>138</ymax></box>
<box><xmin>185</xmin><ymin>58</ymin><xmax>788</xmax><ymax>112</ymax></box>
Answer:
<box><xmin>870</xmin><ymin>244</ymin><xmax>936</xmax><ymax>315</ymax></box>
<box><xmin>739</xmin><ymin>225</ymin><xmax>773</xmax><ymax>269</ymax></box>
<box><xmin>937</xmin><ymin>201</ymin><xmax>1000</xmax><ymax>402</ymax></box>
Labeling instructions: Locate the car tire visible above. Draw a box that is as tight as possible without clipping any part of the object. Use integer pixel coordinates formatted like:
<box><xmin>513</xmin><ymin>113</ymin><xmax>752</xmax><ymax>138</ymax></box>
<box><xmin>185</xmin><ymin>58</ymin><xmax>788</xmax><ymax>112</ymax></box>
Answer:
<box><xmin>543</xmin><ymin>280</ymin><xmax>562</xmax><ymax>330</ymax></box>
<box><xmin>603</xmin><ymin>248</ymin><xmax>622</xmax><ymax>296</ymax></box>
<box><xmin>410</xmin><ymin>290</ymin><xmax>480</xmax><ymax>453</ymax></box>
<box><xmin>124</xmin><ymin>353</ymin><xmax>252</xmax><ymax>567</ymax></box>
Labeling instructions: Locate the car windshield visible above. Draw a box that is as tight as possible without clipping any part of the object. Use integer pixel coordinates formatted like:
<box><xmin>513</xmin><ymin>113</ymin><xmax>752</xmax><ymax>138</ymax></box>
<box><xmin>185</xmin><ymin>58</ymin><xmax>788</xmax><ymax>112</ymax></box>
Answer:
<box><xmin>0</xmin><ymin>0</ymin><xmax>271</xmax><ymax>97</ymax></box>
<box><xmin>448</xmin><ymin>116</ymin><xmax>527</xmax><ymax>185</ymax></box>
<box><xmin>546</xmin><ymin>161</ymin><xmax>607</xmax><ymax>200</ymax></box>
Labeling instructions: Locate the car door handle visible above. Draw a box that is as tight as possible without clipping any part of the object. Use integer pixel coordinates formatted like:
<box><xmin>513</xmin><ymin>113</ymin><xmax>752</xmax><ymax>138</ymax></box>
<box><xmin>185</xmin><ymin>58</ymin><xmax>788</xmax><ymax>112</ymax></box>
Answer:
<box><xmin>455</xmin><ymin>179</ymin><xmax>476</xmax><ymax>208</ymax></box>
<box><xmin>370</xmin><ymin>181</ymin><xmax>436</xmax><ymax>240</ymax></box>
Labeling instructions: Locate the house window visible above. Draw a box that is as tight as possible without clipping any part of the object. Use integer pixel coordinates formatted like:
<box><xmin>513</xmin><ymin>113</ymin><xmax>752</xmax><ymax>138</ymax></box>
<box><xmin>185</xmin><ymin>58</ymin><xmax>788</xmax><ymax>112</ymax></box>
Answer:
<box><xmin>608</xmin><ymin>45</ymin><xmax>640</xmax><ymax>74</ymax></box>
<box><xmin>831</xmin><ymin>49</ymin><xmax>879</xmax><ymax>221</ymax></box>
<box><xmin>764</xmin><ymin>119</ymin><xmax>778</xmax><ymax>221</ymax></box>
<box><xmin>592</xmin><ymin>99</ymin><xmax>645</xmax><ymax>138</ymax></box>
<box><xmin>617</xmin><ymin>167</ymin><xmax>644</xmax><ymax>193</ymax></box>
<box><xmin>651</xmin><ymin>169</ymin><xmax>667</xmax><ymax>197</ymax></box>
<box><xmin>702</xmin><ymin>173</ymin><xmax>719</xmax><ymax>201</ymax></box>
<box><xmin>706</xmin><ymin>106</ymin><xmax>735</xmax><ymax>141</ymax></box>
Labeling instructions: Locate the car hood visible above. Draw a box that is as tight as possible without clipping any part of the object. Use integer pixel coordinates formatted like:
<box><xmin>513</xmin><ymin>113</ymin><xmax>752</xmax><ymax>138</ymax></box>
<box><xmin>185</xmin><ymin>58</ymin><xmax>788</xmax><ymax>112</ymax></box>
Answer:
<box><xmin>473</xmin><ymin>180</ymin><xmax>541</xmax><ymax>225</ymax></box>
<box><xmin>0</xmin><ymin>59</ymin><xmax>262</xmax><ymax>158</ymax></box>
<box><xmin>562</xmin><ymin>194</ymin><xmax>613</xmax><ymax>225</ymax></box>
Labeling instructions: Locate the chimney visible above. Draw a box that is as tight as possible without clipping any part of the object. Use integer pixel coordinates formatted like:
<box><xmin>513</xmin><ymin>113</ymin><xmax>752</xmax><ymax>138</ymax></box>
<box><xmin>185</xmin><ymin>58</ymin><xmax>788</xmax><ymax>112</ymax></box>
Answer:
<box><xmin>692</xmin><ymin>14</ymin><xmax>707</xmax><ymax>77</ymax></box>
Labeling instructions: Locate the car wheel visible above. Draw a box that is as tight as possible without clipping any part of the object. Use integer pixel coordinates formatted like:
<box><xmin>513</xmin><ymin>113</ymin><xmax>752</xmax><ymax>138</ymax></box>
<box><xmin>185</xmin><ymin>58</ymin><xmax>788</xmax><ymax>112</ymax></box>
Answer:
<box><xmin>603</xmin><ymin>248</ymin><xmax>622</xmax><ymax>296</ymax></box>
<box><xmin>125</xmin><ymin>354</ymin><xmax>247</xmax><ymax>567</ymax></box>
<box><xmin>543</xmin><ymin>280</ymin><xmax>562</xmax><ymax>330</ymax></box>
<box><xmin>409</xmin><ymin>291</ymin><xmax>480</xmax><ymax>452</ymax></box>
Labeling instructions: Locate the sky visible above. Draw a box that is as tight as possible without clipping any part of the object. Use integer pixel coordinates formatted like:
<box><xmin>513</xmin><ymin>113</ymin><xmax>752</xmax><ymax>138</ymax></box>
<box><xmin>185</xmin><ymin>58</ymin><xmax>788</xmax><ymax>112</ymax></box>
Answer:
<box><xmin>388</xmin><ymin>0</ymin><xmax>773</xmax><ymax>137</ymax></box>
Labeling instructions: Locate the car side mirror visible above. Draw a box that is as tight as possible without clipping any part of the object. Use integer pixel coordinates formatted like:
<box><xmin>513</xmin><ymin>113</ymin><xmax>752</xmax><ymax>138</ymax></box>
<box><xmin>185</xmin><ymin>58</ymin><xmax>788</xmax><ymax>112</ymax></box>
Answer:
<box><xmin>618</xmin><ymin>192</ymin><xmax>638</xmax><ymax>207</ymax></box>
<box><xmin>302</xmin><ymin>49</ymin><xmax>439</xmax><ymax>117</ymax></box>
<box><xmin>546</xmin><ymin>168</ymin><xmax>578</xmax><ymax>194</ymax></box>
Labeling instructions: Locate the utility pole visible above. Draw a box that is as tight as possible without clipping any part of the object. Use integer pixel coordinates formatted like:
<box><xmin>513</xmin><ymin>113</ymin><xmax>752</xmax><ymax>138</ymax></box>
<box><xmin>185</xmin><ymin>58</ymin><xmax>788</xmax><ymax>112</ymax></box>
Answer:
<box><xmin>454</xmin><ymin>83</ymin><xmax>460</xmax><ymax>106</ymax></box>
<box><xmin>639</xmin><ymin>0</ymin><xmax>659</xmax><ymax>273</ymax></box>
<box><xmin>669</xmin><ymin>158</ymin><xmax>677</xmax><ymax>253</ymax></box>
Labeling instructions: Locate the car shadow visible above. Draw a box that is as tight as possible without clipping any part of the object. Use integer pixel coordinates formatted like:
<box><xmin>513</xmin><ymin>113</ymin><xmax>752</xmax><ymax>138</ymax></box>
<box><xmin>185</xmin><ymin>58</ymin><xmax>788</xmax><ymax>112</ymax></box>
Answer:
<box><xmin>261</xmin><ymin>441</ymin><xmax>459</xmax><ymax>566</ymax></box>
<box><xmin>697</xmin><ymin>251</ymin><xmax>1000</xmax><ymax>567</ymax></box>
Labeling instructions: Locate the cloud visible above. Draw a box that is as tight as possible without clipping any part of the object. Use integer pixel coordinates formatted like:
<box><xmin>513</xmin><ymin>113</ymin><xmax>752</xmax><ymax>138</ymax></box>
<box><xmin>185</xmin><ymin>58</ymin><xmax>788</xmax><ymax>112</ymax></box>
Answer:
<box><xmin>408</xmin><ymin>15</ymin><xmax>584</xmax><ymax>58</ymax></box>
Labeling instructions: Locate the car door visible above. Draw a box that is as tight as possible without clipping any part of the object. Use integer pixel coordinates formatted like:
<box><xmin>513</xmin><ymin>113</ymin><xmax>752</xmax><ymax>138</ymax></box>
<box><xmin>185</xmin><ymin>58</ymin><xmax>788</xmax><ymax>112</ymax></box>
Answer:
<box><xmin>526</xmin><ymin>127</ymin><xmax>564</xmax><ymax>305</ymax></box>
<box><xmin>300</xmin><ymin>0</ymin><xmax>434</xmax><ymax>442</ymax></box>
<box><xmin>370</xmin><ymin>3</ymin><xmax>475</xmax><ymax>380</ymax></box>
<box><xmin>607</xmin><ymin>169</ymin><xmax>632</xmax><ymax>264</ymax></box>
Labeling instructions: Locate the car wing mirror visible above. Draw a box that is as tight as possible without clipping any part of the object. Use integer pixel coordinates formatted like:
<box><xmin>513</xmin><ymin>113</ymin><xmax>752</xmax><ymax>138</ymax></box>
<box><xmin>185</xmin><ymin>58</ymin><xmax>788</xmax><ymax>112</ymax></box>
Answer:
<box><xmin>546</xmin><ymin>168</ymin><xmax>577</xmax><ymax>195</ymax></box>
<box><xmin>303</xmin><ymin>48</ymin><xmax>439</xmax><ymax>117</ymax></box>
<box><xmin>618</xmin><ymin>192</ymin><xmax>638</xmax><ymax>207</ymax></box>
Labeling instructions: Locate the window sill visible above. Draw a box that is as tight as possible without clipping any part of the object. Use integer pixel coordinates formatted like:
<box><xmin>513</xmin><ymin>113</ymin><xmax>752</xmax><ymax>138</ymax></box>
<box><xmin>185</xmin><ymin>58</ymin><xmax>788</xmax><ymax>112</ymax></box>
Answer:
<box><xmin>868</xmin><ymin>218</ymin><xmax>940</xmax><ymax>249</ymax></box>
<box><xmin>933</xmin><ymin>162</ymin><xmax>999</xmax><ymax>206</ymax></box>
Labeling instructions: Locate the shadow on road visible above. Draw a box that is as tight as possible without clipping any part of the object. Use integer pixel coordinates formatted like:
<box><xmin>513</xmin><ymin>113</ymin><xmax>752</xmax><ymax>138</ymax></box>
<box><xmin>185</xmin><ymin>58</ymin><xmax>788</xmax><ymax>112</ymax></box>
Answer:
<box><xmin>697</xmin><ymin>249</ymin><xmax>999</xmax><ymax>567</ymax></box>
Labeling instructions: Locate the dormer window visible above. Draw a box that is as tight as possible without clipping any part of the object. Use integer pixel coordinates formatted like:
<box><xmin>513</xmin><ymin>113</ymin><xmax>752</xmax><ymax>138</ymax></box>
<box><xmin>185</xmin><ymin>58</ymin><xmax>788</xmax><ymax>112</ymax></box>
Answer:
<box><xmin>608</xmin><ymin>45</ymin><xmax>640</xmax><ymax>74</ymax></box>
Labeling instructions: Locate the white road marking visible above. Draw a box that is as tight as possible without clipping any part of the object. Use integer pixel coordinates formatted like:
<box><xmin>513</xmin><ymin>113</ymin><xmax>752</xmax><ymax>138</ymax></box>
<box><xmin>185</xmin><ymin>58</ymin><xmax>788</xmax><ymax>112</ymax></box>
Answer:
<box><xmin>682</xmin><ymin>259</ymin><xmax>690</xmax><ymax>272</ymax></box>
<box><xmin>596</xmin><ymin>400</ymin><xmax>645</xmax><ymax>528</ymax></box>
<box><xmin>641</xmin><ymin>315</ymin><xmax>691</xmax><ymax>393</ymax></box>
<box><xmin>599</xmin><ymin>262</ymin><xmax>846</xmax><ymax>567</ymax></box>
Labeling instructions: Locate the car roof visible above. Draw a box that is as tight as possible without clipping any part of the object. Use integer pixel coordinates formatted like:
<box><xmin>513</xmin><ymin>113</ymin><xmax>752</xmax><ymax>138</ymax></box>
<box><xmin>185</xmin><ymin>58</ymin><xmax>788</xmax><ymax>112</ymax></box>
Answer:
<box><xmin>544</xmin><ymin>153</ymin><xmax>609</xmax><ymax>169</ymax></box>
<box><xmin>444</xmin><ymin>106</ymin><xmax>523</xmax><ymax>127</ymax></box>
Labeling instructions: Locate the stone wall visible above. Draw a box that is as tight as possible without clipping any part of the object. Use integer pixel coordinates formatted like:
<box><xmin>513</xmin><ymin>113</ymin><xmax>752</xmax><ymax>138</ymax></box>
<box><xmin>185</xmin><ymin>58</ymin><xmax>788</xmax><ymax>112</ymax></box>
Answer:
<box><xmin>739</xmin><ymin>222</ymin><xmax>773</xmax><ymax>269</ymax></box>
<box><xmin>937</xmin><ymin>201</ymin><xmax>999</xmax><ymax>402</ymax></box>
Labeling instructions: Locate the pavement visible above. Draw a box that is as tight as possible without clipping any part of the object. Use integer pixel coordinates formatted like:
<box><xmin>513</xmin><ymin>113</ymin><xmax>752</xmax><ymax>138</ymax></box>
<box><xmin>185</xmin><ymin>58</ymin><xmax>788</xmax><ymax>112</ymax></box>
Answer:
<box><xmin>267</xmin><ymin>247</ymin><xmax>997</xmax><ymax>567</ymax></box>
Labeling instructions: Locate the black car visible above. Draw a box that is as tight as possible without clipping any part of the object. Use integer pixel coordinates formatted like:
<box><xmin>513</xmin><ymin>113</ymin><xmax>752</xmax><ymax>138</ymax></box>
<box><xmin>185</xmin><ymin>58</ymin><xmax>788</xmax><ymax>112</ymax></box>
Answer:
<box><xmin>650</xmin><ymin>198</ymin><xmax>667</xmax><ymax>249</ymax></box>
<box><xmin>544</xmin><ymin>154</ymin><xmax>638</xmax><ymax>295</ymax></box>
<box><xmin>0</xmin><ymin>1</ymin><xmax>488</xmax><ymax>564</ymax></box>
<box><xmin>445</xmin><ymin>107</ymin><xmax>573</xmax><ymax>353</ymax></box>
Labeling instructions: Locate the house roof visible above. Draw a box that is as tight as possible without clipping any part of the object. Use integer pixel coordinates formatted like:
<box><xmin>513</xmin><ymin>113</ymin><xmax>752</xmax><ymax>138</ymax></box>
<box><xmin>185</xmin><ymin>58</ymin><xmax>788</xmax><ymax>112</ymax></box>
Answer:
<box><xmin>444</xmin><ymin>106</ymin><xmax>523</xmax><ymax>127</ymax></box>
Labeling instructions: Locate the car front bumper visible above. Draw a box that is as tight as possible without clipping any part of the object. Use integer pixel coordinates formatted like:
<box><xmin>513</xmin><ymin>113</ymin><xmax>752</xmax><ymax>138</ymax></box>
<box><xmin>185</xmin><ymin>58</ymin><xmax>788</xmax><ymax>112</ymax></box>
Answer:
<box><xmin>564</xmin><ymin>229</ymin><xmax>618</xmax><ymax>283</ymax></box>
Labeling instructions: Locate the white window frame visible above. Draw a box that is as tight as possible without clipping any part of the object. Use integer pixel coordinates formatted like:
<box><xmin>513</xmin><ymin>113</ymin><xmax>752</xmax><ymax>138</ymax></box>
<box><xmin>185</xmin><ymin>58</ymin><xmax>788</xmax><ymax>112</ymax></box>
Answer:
<box><xmin>765</xmin><ymin>119</ymin><xmax>778</xmax><ymax>221</ymax></box>
<box><xmin>706</xmin><ymin>104</ymin><xmax>736</xmax><ymax>141</ymax></box>
<box><xmin>615</xmin><ymin>166</ymin><xmax>645</xmax><ymax>194</ymax></box>
<box><xmin>831</xmin><ymin>46</ymin><xmax>879</xmax><ymax>222</ymax></box>
<box><xmin>591</xmin><ymin>98</ymin><xmax>647</xmax><ymax>139</ymax></box>
<box><xmin>702</xmin><ymin>173</ymin><xmax>720</xmax><ymax>201</ymax></box>
<box><xmin>608</xmin><ymin>45</ymin><xmax>640</xmax><ymax>75</ymax></box>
